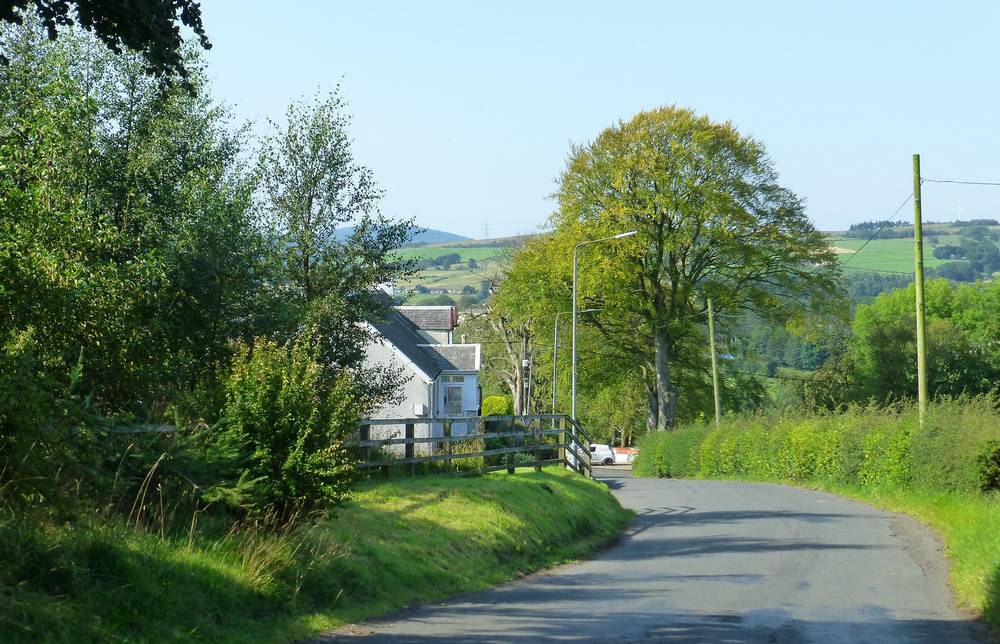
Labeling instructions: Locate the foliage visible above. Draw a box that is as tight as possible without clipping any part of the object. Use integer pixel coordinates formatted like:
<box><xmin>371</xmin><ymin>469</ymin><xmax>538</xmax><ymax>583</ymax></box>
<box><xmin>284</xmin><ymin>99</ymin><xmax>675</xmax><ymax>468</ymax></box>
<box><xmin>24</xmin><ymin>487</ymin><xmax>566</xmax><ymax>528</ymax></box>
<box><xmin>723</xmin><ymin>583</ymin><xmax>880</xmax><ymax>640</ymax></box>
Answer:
<box><xmin>0</xmin><ymin>0</ymin><xmax>210</xmax><ymax>84</ymax></box>
<box><xmin>504</xmin><ymin>105</ymin><xmax>842</xmax><ymax>430</ymax></box>
<box><xmin>833</xmin><ymin>279</ymin><xmax>1000</xmax><ymax>404</ymax></box>
<box><xmin>222</xmin><ymin>338</ymin><xmax>371</xmax><ymax>519</ymax></box>
<box><xmin>843</xmin><ymin>272</ymin><xmax>913</xmax><ymax>301</ymax></box>
<box><xmin>481</xmin><ymin>395</ymin><xmax>514</xmax><ymax>416</ymax></box>
<box><xmin>932</xmin><ymin>238</ymin><xmax>1000</xmax><ymax>278</ymax></box>
<box><xmin>258</xmin><ymin>88</ymin><xmax>414</xmax><ymax>370</ymax></box>
<box><xmin>0</xmin><ymin>21</ymin><xmax>412</xmax><ymax>530</ymax></box>
<box><xmin>634</xmin><ymin>397</ymin><xmax>1000</xmax><ymax>494</ymax></box>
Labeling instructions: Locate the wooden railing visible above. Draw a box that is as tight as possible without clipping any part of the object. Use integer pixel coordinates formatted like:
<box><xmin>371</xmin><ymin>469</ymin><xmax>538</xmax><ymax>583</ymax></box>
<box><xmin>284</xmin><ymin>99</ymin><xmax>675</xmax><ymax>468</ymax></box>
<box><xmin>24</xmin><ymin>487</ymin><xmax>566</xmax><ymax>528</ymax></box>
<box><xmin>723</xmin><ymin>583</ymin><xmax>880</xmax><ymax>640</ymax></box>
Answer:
<box><xmin>352</xmin><ymin>414</ymin><xmax>595</xmax><ymax>479</ymax></box>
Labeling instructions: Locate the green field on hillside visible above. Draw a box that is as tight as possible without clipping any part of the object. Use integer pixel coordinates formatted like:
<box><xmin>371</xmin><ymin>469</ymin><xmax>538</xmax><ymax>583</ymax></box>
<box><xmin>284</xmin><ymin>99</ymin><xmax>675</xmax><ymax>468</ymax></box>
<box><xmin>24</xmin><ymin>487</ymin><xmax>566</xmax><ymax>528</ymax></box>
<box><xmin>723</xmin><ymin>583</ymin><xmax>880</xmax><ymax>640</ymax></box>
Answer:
<box><xmin>829</xmin><ymin>237</ymin><xmax>960</xmax><ymax>274</ymax></box>
<box><xmin>394</xmin><ymin>243</ymin><xmax>513</xmax><ymax>296</ymax></box>
<box><xmin>394</xmin><ymin>245</ymin><xmax>507</xmax><ymax>262</ymax></box>
<box><xmin>396</xmin><ymin>228</ymin><xmax>997</xmax><ymax>295</ymax></box>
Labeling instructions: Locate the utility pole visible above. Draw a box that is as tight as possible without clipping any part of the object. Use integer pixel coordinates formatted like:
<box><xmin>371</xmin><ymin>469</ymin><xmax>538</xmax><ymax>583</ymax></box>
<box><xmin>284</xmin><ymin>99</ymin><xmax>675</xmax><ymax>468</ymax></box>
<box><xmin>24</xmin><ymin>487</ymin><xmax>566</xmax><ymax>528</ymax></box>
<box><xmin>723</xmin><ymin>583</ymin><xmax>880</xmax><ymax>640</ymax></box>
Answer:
<box><xmin>707</xmin><ymin>298</ymin><xmax>721</xmax><ymax>427</ymax></box>
<box><xmin>520</xmin><ymin>330</ymin><xmax>529</xmax><ymax>414</ymax></box>
<box><xmin>913</xmin><ymin>154</ymin><xmax>928</xmax><ymax>422</ymax></box>
<box><xmin>525</xmin><ymin>350</ymin><xmax>534</xmax><ymax>415</ymax></box>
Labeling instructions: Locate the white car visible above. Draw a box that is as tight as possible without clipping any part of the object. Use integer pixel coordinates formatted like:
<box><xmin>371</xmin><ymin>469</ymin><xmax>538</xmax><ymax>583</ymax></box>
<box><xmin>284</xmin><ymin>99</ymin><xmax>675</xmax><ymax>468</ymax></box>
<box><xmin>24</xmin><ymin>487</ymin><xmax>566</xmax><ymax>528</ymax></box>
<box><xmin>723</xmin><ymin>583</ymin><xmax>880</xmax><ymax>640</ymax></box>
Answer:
<box><xmin>589</xmin><ymin>443</ymin><xmax>616</xmax><ymax>466</ymax></box>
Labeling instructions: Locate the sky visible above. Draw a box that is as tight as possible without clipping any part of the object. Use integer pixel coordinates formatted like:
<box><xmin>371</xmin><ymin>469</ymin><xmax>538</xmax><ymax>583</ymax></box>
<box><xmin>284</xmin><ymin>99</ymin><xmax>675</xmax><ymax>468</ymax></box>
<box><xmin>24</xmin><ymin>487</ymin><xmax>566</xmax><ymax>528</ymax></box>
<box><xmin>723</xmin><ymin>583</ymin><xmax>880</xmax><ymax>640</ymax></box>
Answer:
<box><xmin>200</xmin><ymin>1</ymin><xmax>1000</xmax><ymax>239</ymax></box>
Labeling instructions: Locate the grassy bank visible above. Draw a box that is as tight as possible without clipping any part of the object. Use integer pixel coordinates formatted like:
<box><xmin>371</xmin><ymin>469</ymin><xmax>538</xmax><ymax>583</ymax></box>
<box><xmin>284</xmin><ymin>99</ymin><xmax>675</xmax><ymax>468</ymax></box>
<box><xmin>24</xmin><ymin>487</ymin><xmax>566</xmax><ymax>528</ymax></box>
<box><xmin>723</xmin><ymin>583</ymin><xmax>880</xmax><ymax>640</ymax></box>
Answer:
<box><xmin>633</xmin><ymin>399</ymin><xmax>1000</xmax><ymax>626</ymax></box>
<box><xmin>1</xmin><ymin>467</ymin><xmax>628</xmax><ymax>643</ymax></box>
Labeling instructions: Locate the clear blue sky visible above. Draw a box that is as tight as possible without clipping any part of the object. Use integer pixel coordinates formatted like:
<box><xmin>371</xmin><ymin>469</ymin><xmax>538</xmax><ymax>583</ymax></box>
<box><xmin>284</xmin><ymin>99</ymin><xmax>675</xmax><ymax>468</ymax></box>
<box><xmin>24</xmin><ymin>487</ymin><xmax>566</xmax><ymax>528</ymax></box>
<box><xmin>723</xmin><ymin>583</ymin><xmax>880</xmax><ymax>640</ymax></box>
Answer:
<box><xmin>201</xmin><ymin>1</ymin><xmax>1000</xmax><ymax>239</ymax></box>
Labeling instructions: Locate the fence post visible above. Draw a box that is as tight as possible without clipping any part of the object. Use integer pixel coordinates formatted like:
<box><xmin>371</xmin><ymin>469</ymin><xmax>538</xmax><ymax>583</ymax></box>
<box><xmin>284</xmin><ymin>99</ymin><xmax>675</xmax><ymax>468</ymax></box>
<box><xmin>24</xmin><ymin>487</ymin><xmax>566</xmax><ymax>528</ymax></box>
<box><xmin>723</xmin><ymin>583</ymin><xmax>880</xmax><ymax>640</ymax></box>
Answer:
<box><xmin>558</xmin><ymin>416</ymin><xmax>566</xmax><ymax>467</ymax></box>
<box><xmin>506</xmin><ymin>416</ymin><xmax>516</xmax><ymax>474</ymax></box>
<box><xmin>481</xmin><ymin>417</ymin><xmax>493</xmax><ymax>474</ymax></box>
<box><xmin>533</xmin><ymin>418</ymin><xmax>542</xmax><ymax>472</ymax></box>
<box><xmin>444</xmin><ymin>419</ymin><xmax>452</xmax><ymax>472</ymax></box>
<box><xmin>405</xmin><ymin>423</ymin><xmax>415</xmax><ymax>476</ymax></box>
<box><xmin>359</xmin><ymin>423</ymin><xmax>370</xmax><ymax>467</ymax></box>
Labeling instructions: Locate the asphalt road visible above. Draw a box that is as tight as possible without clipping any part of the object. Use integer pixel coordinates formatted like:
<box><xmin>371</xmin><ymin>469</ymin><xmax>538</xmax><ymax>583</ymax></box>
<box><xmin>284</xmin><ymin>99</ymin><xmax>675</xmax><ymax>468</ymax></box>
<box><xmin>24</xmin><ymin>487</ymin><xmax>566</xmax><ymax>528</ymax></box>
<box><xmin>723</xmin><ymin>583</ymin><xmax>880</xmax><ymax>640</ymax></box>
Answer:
<box><xmin>319</xmin><ymin>468</ymin><xmax>987</xmax><ymax>643</ymax></box>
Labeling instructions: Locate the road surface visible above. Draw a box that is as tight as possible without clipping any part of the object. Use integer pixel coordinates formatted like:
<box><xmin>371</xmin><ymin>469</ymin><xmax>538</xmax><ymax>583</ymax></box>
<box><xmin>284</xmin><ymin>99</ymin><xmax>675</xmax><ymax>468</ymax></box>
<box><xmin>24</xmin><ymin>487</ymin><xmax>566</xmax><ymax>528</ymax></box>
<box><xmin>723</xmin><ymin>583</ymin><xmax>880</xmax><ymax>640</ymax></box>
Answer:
<box><xmin>318</xmin><ymin>467</ymin><xmax>986</xmax><ymax>643</ymax></box>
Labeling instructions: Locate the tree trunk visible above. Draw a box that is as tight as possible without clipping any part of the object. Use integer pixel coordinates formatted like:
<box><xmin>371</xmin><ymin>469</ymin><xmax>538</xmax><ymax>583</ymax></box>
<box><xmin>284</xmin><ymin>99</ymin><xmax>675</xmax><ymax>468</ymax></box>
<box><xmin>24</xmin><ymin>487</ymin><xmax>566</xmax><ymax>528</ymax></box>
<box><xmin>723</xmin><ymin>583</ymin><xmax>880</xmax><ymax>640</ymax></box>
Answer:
<box><xmin>646</xmin><ymin>379</ymin><xmax>658</xmax><ymax>431</ymax></box>
<box><xmin>510</xmin><ymin>366</ymin><xmax>524</xmax><ymax>415</ymax></box>
<box><xmin>654</xmin><ymin>325</ymin><xmax>673</xmax><ymax>430</ymax></box>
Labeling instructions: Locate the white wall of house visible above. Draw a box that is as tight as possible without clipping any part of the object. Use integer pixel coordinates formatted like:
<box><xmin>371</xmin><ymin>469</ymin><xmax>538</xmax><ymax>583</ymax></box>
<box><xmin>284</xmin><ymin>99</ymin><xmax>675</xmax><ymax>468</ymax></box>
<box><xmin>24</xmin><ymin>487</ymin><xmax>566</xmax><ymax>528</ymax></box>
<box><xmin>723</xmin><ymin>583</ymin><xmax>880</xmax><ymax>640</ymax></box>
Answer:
<box><xmin>436</xmin><ymin>372</ymin><xmax>480</xmax><ymax>436</ymax></box>
<box><xmin>362</xmin><ymin>334</ymin><xmax>435</xmax><ymax>455</ymax></box>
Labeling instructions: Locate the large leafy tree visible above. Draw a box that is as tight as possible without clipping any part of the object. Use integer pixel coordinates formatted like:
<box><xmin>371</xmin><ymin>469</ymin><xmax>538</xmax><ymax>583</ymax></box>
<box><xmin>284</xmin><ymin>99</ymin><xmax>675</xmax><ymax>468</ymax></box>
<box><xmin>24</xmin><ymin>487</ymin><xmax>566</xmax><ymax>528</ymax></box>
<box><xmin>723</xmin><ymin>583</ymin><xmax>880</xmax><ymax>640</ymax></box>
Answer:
<box><xmin>0</xmin><ymin>0</ymin><xmax>209</xmax><ymax>84</ymax></box>
<box><xmin>552</xmin><ymin>106</ymin><xmax>841</xmax><ymax>429</ymax></box>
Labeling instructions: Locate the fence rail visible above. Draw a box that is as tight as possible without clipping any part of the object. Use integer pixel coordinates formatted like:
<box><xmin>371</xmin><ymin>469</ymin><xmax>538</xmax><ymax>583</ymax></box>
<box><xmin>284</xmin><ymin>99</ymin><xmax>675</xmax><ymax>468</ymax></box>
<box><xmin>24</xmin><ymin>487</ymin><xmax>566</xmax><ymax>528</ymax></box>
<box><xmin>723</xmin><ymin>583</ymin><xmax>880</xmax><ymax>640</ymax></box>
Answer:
<box><xmin>352</xmin><ymin>414</ymin><xmax>595</xmax><ymax>479</ymax></box>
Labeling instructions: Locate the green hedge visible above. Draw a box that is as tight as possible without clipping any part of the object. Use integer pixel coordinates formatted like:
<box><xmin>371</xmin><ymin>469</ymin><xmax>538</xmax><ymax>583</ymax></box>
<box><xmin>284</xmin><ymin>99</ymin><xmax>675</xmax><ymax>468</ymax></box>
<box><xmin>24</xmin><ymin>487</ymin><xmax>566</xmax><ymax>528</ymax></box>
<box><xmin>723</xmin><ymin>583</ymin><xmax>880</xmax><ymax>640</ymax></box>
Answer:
<box><xmin>634</xmin><ymin>398</ymin><xmax>1000</xmax><ymax>494</ymax></box>
<box><xmin>481</xmin><ymin>395</ymin><xmax>514</xmax><ymax>417</ymax></box>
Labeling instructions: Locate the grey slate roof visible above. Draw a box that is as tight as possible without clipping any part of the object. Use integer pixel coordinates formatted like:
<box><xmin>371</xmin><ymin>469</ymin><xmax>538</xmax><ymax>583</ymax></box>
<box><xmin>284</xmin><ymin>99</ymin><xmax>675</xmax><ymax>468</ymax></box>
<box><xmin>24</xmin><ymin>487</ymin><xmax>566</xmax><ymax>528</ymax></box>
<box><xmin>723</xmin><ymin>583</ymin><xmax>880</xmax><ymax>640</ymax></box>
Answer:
<box><xmin>368</xmin><ymin>310</ymin><xmax>444</xmax><ymax>380</ymax></box>
<box><xmin>419</xmin><ymin>344</ymin><xmax>480</xmax><ymax>371</ymax></box>
<box><xmin>395</xmin><ymin>306</ymin><xmax>456</xmax><ymax>331</ymax></box>
<box><xmin>366</xmin><ymin>291</ymin><xmax>480</xmax><ymax>378</ymax></box>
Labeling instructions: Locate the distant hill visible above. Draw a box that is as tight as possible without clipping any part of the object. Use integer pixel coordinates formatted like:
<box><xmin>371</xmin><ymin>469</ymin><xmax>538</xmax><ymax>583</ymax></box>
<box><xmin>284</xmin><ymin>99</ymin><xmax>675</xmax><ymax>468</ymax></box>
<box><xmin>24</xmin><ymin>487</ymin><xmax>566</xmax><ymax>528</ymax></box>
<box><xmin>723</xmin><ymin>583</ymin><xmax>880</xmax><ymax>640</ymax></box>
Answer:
<box><xmin>333</xmin><ymin>226</ymin><xmax>469</xmax><ymax>245</ymax></box>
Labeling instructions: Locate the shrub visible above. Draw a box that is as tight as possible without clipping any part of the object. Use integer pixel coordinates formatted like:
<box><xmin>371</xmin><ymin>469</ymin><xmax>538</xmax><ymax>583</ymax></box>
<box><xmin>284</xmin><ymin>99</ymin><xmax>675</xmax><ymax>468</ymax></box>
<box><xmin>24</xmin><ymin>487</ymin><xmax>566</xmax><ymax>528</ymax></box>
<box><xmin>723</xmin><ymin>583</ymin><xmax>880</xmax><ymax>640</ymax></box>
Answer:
<box><xmin>633</xmin><ymin>426</ymin><xmax>706</xmax><ymax>478</ymax></box>
<box><xmin>977</xmin><ymin>441</ymin><xmax>1000</xmax><ymax>493</ymax></box>
<box><xmin>222</xmin><ymin>337</ymin><xmax>363</xmax><ymax>519</ymax></box>
<box><xmin>481</xmin><ymin>395</ymin><xmax>514</xmax><ymax>417</ymax></box>
<box><xmin>635</xmin><ymin>398</ymin><xmax>1000</xmax><ymax>495</ymax></box>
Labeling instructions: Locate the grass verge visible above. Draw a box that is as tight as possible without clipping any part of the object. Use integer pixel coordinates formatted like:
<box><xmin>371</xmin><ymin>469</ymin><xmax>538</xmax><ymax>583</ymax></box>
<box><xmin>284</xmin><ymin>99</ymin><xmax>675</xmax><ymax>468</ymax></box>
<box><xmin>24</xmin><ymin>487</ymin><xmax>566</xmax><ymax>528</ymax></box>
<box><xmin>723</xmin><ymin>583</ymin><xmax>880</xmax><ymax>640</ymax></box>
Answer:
<box><xmin>1</xmin><ymin>467</ymin><xmax>628</xmax><ymax>643</ymax></box>
<box><xmin>821</xmin><ymin>484</ymin><xmax>1000</xmax><ymax>626</ymax></box>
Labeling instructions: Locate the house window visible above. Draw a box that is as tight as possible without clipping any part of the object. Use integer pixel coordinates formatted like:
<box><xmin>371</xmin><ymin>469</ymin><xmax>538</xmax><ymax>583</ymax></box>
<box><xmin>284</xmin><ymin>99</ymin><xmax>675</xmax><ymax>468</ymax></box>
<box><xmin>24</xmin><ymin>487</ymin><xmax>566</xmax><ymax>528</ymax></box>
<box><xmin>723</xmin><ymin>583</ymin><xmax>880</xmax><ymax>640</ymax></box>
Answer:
<box><xmin>444</xmin><ymin>385</ymin><xmax>463</xmax><ymax>415</ymax></box>
<box><xmin>443</xmin><ymin>375</ymin><xmax>465</xmax><ymax>383</ymax></box>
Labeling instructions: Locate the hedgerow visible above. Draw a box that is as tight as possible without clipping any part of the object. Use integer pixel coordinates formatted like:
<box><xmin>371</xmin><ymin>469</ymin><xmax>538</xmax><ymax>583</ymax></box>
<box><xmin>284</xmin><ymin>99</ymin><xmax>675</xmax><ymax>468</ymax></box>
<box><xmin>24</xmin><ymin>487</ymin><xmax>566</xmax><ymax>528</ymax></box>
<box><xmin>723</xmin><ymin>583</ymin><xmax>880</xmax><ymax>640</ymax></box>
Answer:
<box><xmin>634</xmin><ymin>397</ymin><xmax>1000</xmax><ymax>494</ymax></box>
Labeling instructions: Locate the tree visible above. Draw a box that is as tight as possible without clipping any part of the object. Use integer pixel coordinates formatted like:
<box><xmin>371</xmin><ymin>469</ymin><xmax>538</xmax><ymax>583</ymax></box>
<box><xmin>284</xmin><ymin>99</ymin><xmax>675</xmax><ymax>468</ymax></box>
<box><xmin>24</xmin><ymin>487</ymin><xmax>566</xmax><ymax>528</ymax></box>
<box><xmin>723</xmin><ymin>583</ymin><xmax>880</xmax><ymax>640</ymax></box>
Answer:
<box><xmin>553</xmin><ymin>106</ymin><xmax>840</xmax><ymax>429</ymax></box>
<box><xmin>845</xmin><ymin>279</ymin><xmax>1000</xmax><ymax>402</ymax></box>
<box><xmin>0</xmin><ymin>0</ymin><xmax>210</xmax><ymax>85</ymax></box>
<box><xmin>0</xmin><ymin>24</ymin><xmax>264</xmax><ymax>418</ymax></box>
<box><xmin>259</xmin><ymin>89</ymin><xmax>414</xmax><ymax>369</ymax></box>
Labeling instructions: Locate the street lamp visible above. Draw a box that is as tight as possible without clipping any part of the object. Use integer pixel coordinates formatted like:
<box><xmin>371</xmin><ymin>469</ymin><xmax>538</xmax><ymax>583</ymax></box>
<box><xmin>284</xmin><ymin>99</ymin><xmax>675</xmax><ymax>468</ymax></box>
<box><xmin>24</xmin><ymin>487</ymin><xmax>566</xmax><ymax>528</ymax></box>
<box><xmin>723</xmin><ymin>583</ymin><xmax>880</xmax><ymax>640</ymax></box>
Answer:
<box><xmin>570</xmin><ymin>230</ymin><xmax>637</xmax><ymax>465</ymax></box>
<box><xmin>552</xmin><ymin>308</ymin><xmax>599</xmax><ymax>428</ymax></box>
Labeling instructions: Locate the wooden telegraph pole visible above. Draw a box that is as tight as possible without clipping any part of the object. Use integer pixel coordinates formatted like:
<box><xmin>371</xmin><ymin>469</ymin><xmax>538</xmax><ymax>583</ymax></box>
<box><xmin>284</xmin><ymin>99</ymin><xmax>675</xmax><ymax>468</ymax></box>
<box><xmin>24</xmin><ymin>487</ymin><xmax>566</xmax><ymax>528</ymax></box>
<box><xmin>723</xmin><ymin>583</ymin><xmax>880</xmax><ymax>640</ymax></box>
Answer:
<box><xmin>707</xmin><ymin>298</ymin><xmax>721</xmax><ymax>427</ymax></box>
<box><xmin>913</xmin><ymin>154</ymin><xmax>928</xmax><ymax>422</ymax></box>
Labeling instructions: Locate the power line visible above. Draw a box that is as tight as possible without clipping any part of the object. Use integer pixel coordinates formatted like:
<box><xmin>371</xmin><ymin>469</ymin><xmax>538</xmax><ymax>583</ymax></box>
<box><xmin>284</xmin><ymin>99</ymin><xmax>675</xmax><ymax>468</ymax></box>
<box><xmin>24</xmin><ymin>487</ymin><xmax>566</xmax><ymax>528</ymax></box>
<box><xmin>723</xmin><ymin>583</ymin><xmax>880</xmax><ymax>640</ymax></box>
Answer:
<box><xmin>843</xmin><ymin>266</ymin><xmax>914</xmax><ymax>275</ymax></box>
<box><xmin>923</xmin><ymin>178</ymin><xmax>1000</xmax><ymax>187</ymax></box>
<box><xmin>840</xmin><ymin>191</ymin><xmax>914</xmax><ymax>267</ymax></box>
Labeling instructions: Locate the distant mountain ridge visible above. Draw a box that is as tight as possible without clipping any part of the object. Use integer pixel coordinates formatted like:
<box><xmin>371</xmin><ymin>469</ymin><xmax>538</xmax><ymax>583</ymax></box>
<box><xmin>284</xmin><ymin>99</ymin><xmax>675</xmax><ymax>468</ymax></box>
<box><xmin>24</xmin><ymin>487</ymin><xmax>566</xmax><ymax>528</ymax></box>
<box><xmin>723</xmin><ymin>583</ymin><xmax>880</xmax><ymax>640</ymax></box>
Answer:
<box><xmin>334</xmin><ymin>226</ymin><xmax>469</xmax><ymax>245</ymax></box>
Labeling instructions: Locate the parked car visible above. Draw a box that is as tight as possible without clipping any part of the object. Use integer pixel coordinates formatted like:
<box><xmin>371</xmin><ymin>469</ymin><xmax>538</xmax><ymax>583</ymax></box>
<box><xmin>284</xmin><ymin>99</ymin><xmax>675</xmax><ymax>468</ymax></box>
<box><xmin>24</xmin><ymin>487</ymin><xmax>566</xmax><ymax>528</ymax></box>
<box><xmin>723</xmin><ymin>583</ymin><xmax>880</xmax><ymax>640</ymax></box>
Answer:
<box><xmin>589</xmin><ymin>443</ymin><xmax>616</xmax><ymax>465</ymax></box>
<box><xmin>613</xmin><ymin>447</ymin><xmax>639</xmax><ymax>465</ymax></box>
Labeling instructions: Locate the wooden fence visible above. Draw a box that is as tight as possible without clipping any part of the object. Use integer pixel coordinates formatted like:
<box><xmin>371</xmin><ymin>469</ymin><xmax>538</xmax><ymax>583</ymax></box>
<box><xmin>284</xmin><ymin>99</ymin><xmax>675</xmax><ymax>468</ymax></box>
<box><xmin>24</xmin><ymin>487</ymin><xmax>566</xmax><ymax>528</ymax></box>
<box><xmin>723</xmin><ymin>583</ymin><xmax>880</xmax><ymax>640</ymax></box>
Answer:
<box><xmin>353</xmin><ymin>414</ymin><xmax>595</xmax><ymax>479</ymax></box>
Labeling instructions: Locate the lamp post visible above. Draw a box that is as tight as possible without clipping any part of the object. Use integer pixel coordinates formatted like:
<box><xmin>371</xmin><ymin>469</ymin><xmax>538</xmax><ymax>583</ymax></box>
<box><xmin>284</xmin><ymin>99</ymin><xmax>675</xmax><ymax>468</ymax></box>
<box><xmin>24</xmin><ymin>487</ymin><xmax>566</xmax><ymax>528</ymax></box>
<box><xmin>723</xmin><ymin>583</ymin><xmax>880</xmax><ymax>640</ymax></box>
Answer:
<box><xmin>570</xmin><ymin>230</ymin><xmax>637</xmax><ymax>465</ymax></box>
<box><xmin>552</xmin><ymin>308</ymin><xmax>599</xmax><ymax>428</ymax></box>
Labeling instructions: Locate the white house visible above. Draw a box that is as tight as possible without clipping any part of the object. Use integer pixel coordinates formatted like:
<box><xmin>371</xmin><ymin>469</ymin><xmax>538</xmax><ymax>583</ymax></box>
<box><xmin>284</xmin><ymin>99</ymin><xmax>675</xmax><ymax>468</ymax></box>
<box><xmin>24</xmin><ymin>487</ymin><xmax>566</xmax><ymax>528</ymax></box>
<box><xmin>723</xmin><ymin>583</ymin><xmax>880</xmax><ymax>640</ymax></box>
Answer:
<box><xmin>363</xmin><ymin>298</ymin><xmax>481</xmax><ymax>453</ymax></box>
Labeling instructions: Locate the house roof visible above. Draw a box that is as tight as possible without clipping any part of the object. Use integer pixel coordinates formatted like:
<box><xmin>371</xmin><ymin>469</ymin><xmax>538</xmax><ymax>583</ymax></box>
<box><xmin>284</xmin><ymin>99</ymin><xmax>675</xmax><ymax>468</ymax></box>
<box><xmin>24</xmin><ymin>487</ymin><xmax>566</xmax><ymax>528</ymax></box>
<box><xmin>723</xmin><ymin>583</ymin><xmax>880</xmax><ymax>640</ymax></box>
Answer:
<box><xmin>419</xmin><ymin>344</ymin><xmax>480</xmax><ymax>372</ymax></box>
<box><xmin>367</xmin><ymin>291</ymin><xmax>477</xmax><ymax>379</ymax></box>
<box><xmin>395</xmin><ymin>306</ymin><xmax>457</xmax><ymax>331</ymax></box>
<box><xmin>368</xmin><ymin>310</ymin><xmax>444</xmax><ymax>380</ymax></box>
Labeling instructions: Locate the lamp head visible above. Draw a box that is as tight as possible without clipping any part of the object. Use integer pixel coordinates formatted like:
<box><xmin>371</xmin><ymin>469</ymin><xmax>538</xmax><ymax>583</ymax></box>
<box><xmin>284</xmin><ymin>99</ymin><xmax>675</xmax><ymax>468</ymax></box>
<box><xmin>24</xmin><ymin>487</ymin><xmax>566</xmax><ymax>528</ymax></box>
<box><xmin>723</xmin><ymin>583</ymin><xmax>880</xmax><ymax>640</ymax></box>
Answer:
<box><xmin>613</xmin><ymin>230</ymin><xmax>638</xmax><ymax>239</ymax></box>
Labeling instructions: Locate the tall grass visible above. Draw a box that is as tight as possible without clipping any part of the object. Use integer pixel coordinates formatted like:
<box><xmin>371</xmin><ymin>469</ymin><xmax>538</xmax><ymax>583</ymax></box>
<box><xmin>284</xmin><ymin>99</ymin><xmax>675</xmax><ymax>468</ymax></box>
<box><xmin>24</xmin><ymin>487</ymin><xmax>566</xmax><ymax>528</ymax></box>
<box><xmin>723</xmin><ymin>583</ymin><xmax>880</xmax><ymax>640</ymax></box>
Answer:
<box><xmin>0</xmin><ymin>467</ymin><xmax>628</xmax><ymax>643</ymax></box>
